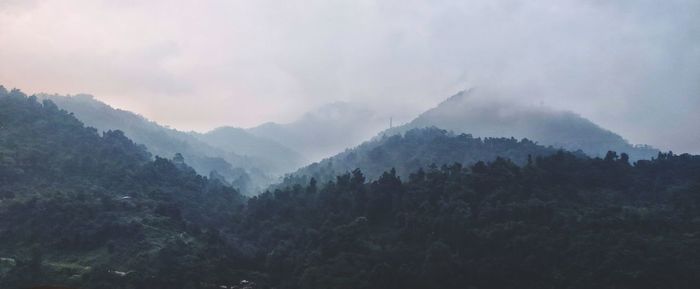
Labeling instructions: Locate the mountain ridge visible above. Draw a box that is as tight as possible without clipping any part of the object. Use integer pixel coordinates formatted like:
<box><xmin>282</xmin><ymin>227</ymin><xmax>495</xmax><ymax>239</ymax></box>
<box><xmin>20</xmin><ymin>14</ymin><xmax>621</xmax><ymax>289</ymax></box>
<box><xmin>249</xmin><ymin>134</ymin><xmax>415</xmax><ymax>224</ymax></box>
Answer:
<box><xmin>247</xmin><ymin>101</ymin><xmax>387</xmax><ymax>161</ymax></box>
<box><xmin>383</xmin><ymin>88</ymin><xmax>658</xmax><ymax>160</ymax></box>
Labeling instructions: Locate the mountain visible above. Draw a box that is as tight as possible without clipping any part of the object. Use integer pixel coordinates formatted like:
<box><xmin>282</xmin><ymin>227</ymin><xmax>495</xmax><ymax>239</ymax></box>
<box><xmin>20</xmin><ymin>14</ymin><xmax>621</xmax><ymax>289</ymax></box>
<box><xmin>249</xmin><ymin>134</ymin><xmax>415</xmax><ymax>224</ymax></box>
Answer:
<box><xmin>193</xmin><ymin>126</ymin><xmax>305</xmax><ymax>175</ymax></box>
<box><xmin>0</xmin><ymin>87</ymin><xmax>245</xmax><ymax>288</ymax></box>
<box><xmin>4</xmin><ymin>85</ymin><xmax>700</xmax><ymax>289</ymax></box>
<box><xmin>280</xmin><ymin>127</ymin><xmax>583</xmax><ymax>188</ymax></box>
<box><xmin>39</xmin><ymin>93</ymin><xmax>296</xmax><ymax>194</ymax></box>
<box><xmin>385</xmin><ymin>88</ymin><xmax>658</xmax><ymax>161</ymax></box>
<box><xmin>248</xmin><ymin>101</ymin><xmax>387</xmax><ymax>161</ymax></box>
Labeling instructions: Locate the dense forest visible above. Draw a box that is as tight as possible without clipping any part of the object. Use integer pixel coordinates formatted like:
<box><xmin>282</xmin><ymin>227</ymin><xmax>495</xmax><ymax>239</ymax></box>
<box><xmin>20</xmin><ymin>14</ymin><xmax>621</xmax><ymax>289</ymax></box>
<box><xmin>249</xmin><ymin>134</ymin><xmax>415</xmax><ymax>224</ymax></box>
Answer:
<box><xmin>232</xmin><ymin>151</ymin><xmax>700</xmax><ymax>289</ymax></box>
<box><xmin>1</xmin><ymin>86</ymin><xmax>700</xmax><ymax>289</ymax></box>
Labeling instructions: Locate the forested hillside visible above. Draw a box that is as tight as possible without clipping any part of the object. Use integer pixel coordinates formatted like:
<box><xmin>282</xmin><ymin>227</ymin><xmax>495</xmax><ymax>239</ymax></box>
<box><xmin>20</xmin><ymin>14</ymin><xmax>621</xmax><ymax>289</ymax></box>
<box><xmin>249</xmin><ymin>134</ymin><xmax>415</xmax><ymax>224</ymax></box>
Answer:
<box><xmin>0</xmin><ymin>87</ymin><xmax>245</xmax><ymax>288</ymax></box>
<box><xmin>40</xmin><ymin>93</ymin><xmax>299</xmax><ymax>194</ymax></box>
<box><xmin>284</xmin><ymin>127</ymin><xmax>577</xmax><ymax>187</ymax></box>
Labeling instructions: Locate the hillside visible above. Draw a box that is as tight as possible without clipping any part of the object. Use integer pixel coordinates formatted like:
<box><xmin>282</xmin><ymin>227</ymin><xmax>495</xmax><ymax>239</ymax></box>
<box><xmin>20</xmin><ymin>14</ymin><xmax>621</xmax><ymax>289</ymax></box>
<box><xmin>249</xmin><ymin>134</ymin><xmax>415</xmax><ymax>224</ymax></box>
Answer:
<box><xmin>386</xmin><ymin>89</ymin><xmax>658</xmax><ymax>161</ymax></box>
<box><xmin>282</xmin><ymin>127</ymin><xmax>576</xmax><ymax>186</ymax></box>
<box><xmin>39</xmin><ymin>93</ymin><xmax>298</xmax><ymax>194</ymax></box>
<box><xmin>234</xmin><ymin>150</ymin><xmax>700</xmax><ymax>289</ymax></box>
<box><xmin>0</xmin><ymin>87</ymin><xmax>246</xmax><ymax>288</ymax></box>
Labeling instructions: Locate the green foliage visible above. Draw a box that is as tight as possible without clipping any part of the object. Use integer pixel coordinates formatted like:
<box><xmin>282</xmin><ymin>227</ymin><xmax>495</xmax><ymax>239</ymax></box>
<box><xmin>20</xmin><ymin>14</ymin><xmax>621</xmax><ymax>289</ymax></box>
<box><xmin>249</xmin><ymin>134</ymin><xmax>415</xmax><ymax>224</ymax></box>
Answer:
<box><xmin>237</xmin><ymin>151</ymin><xmax>700</xmax><ymax>289</ymax></box>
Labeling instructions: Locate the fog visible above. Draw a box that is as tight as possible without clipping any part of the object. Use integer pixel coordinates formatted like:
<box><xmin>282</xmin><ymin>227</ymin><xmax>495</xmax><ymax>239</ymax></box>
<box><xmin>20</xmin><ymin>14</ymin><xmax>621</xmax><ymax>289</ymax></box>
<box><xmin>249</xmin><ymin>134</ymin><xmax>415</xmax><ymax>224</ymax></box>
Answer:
<box><xmin>0</xmin><ymin>0</ymin><xmax>698</xmax><ymax>153</ymax></box>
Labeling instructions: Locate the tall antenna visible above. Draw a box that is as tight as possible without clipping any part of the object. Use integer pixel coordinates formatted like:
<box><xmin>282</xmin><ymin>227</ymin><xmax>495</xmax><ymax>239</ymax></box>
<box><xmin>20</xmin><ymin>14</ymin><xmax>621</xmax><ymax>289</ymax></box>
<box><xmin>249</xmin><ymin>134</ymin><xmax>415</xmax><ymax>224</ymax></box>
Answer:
<box><xmin>389</xmin><ymin>117</ymin><xmax>393</xmax><ymax>129</ymax></box>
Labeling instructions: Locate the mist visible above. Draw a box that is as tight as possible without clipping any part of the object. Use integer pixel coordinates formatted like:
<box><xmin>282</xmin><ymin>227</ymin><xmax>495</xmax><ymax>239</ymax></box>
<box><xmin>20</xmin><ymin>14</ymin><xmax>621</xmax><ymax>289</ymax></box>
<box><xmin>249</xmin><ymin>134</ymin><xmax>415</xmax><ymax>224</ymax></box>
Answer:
<box><xmin>1</xmin><ymin>0</ymin><xmax>698</xmax><ymax>153</ymax></box>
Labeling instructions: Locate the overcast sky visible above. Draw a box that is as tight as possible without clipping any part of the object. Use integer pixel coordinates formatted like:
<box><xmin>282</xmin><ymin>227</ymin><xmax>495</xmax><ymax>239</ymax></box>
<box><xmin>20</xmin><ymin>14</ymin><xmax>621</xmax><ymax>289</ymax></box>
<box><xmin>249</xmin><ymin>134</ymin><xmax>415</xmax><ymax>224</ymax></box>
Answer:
<box><xmin>0</xmin><ymin>0</ymin><xmax>698</xmax><ymax>153</ymax></box>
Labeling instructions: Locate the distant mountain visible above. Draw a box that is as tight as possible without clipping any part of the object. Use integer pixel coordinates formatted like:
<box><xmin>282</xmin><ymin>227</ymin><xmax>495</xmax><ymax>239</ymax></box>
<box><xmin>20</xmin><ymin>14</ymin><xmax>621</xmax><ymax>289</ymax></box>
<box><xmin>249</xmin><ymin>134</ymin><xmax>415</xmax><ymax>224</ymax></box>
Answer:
<box><xmin>248</xmin><ymin>101</ymin><xmax>387</xmax><ymax>161</ymax></box>
<box><xmin>193</xmin><ymin>126</ymin><xmax>305</xmax><ymax>175</ymax></box>
<box><xmin>282</xmin><ymin>127</ymin><xmax>576</xmax><ymax>186</ymax></box>
<box><xmin>40</xmin><ymin>93</ymin><xmax>297</xmax><ymax>194</ymax></box>
<box><xmin>385</xmin><ymin>88</ymin><xmax>658</xmax><ymax>161</ymax></box>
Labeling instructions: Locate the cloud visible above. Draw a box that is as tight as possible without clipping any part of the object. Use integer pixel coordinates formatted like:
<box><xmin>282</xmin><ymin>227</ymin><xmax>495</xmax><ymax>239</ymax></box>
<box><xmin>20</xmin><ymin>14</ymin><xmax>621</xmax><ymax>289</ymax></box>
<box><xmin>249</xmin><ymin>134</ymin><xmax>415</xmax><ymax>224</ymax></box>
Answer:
<box><xmin>0</xmin><ymin>0</ymin><xmax>698</xmax><ymax>153</ymax></box>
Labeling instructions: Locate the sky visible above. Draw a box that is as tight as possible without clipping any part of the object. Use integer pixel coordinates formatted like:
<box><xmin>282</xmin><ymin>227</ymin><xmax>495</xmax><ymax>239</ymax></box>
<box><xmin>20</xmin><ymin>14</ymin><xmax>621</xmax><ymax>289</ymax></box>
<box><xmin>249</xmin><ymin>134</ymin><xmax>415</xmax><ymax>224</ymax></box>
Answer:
<box><xmin>0</xmin><ymin>0</ymin><xmax>698</xmax><ymax>153</ymax></box>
